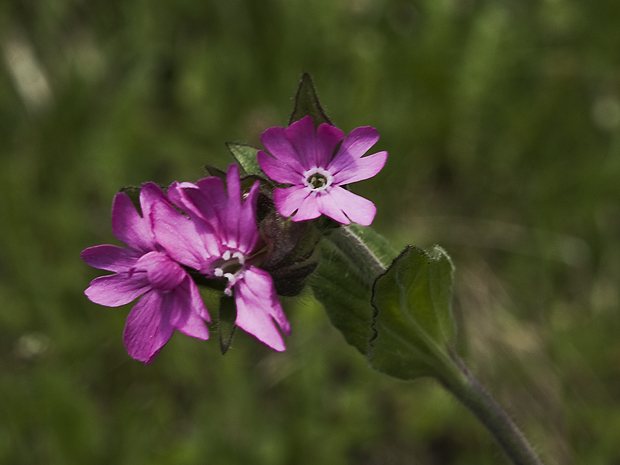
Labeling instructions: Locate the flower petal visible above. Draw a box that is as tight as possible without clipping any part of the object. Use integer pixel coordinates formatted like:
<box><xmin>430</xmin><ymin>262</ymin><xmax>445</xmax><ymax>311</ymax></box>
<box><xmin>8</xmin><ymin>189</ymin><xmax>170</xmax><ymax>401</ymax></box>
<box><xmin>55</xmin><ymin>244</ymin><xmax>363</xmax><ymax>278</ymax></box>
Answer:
<box><xmin>261</xmin><ymin>126</ymin><xmax>307</xmax><ymax>172</ymax></box>
<box><xmin>285</xmin><ymin>116</ymin><xmax>319</xmax><ymax>169</ymax></box>
<box><xmin>169</xmin><ymin>277</ymin><xmax>210</xmax><ymax>339</ymax></box>
<box><xmin>331</xmin><ymin>151</ymin><xmax>388</xmax><ymax>185</ymax></box>
<box><xmin>139</xmin><ymin>182</ymin><xmax>168</xmax><ymax>227</ymax></box>
<box><xmin>112</xmin><ymin>192</ymin><xmax>155</xmax><ymax>253</ymax></box>
<box><xmin>328</xmin><ymin>126</ymin><xmax>381</xmax><ymax>176</ymax></box>
<box><xmin>337</xmin><ymin>126</ymin><xmax>380</xmax><ymax>158</ymax></box>
<box><xmin>257</xmin><ymin>150</ymin><xmax>304</xmax><ymax>184</ymax></box>
<box><xmin>316</xmin><ymin>192</ymin><xmax>351</xmax><ymax>225</ymax></box>
<box><xmin>85</xmin><ymin>272</ymin><xmax>150</xmax><ymax>307</ymax></box>
<box><xmin>235</xmin><ymin>180</ymin><xmax>260</xmax><ymax>254</ymax></box>
<box><xmin>123</xmin><ymin>290</ymin><xmax>174</xmax><ymax>364</ymax></box>
<box><xmin>187</xmin><ymin>177</ymin><xmax>228</xmax><ymax>234</ymax></box>
<box><xmin>234</xmin><ymin>267</ymin><xmax>289</xmax><ymax>351</ymax></box>
<box><xmin>223</xmin><ymin>164</ymin><xmax>243</xmax><ymax>251</ymax></box>
<box><xmin>327</xmin><ymin>186</ymin><xmax>377</xmax><ymax>226</ymax></box>
<box><xmin>81</xmin><ymin>245</ymin><xmax>140</xmax><ymax>272</ymax></box>
<box><xmin>316</xmin><ymin>123</ymin><xmax>345</xmax><ymax>167</ymax></box>
<box><xmin>176</xmin><ymin>167</ymin><xmax>259</xmax><ymax>255</ymax></box>
<box><xmin>167</xmin><ymin>181</ymin><xmax>203</xmax><ymax>219</ymax></box>
<box><xmin>188</xmin><ymin>275</ymin><xmax>211</xmax><ymax>322</ymax></box>
<box><xmin>151</xmin><ymin>197</ymin><xmax>219</xmax><ymax>271</ymax></box>
<box><xmin>273</xmin><ymin>185</ymin><xmax>311</xmax><ymax>218</ymax></box>
<box><xmin>291</xmin><ymin>192</ymin><xmax>321</xmax><ymax>222</ymax></box>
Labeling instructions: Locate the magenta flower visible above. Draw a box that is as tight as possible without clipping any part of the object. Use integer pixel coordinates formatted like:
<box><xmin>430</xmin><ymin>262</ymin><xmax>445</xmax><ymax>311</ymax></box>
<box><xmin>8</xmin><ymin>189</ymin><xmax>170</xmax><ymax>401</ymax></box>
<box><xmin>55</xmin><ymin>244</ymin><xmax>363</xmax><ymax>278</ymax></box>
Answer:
<box><xmin>151</xmin><ymin>164</ymin><xmax>291</xmax><ymax>351</ymax></box>
<box><xmin>81</xmin><ymin>184</ymin><xmax>210</xmax><ymax>364</ymax></box>
<box><xmin>257</xmin><ymin>115</ymin><xmax>388</xmax><ymax>226</ymax></box>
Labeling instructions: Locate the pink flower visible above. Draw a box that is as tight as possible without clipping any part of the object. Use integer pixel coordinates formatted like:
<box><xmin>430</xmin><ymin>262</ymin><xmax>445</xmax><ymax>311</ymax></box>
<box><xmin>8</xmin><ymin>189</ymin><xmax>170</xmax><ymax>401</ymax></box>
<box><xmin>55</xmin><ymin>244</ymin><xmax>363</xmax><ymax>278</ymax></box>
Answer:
<box><xmin>257</xmin><ymin>115</ymin><xmax>388</xmax><ymax>226</ymax></box>
<box><xmin>151</xmin><ymin>164</ymin><xmax>291</xmax><ymax>351</ymax></box>
<box><xmin>81</xmin><ymin>184</ymin><xmax>210</xmax><ymax>364</ymax></box>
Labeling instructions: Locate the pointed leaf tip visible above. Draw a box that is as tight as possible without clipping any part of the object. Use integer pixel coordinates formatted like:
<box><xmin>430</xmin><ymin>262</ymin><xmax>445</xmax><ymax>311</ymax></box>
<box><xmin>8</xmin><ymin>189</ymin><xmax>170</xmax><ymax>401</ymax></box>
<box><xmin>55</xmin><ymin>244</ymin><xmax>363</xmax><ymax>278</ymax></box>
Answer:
<box><xmin>119</xmin><ymin>186</ymin><xmax>143</xmax><ymax>216</ymax></box>
<box><xmin>226</xmin><ymin>142</ymin><xmax>262</xmax><ymax>177</ymax></box>
<box><xmin>218</xmin><ymin>294</ymin><xmax>237</xmax><ymax>354</ymax></box>
<box><xmin>289</xmin><ymin>73</ymin><xmax>333</xmax><ymax>128</ymax></box>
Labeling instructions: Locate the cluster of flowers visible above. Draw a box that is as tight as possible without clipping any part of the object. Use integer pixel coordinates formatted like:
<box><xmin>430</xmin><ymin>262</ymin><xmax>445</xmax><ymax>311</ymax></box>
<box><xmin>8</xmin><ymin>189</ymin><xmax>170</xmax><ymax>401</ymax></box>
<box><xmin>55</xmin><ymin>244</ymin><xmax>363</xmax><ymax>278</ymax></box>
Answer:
<box><xmin>82</xmin><ymin>116</ymin><xmax>387</xmax><ymax>363</ymax></box>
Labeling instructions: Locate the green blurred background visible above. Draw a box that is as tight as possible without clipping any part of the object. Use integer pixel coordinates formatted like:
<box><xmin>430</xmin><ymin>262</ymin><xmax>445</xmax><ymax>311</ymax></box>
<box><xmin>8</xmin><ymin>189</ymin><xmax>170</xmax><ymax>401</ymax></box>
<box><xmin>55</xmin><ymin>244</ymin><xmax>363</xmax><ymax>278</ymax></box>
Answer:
<box><xmin>2</xmin><ymin>0</ymin><xmax>620</xmax><ymax>463</ymax></box>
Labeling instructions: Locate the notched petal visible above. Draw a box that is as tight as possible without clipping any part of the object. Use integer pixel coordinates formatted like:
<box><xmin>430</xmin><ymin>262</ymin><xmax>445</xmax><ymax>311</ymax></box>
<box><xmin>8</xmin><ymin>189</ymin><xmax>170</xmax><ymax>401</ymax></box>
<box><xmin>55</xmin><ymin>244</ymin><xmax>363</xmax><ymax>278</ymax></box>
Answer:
<box><xmin>85</xmin><ymin>272</ymin><xmax>150</xmax><ymax>307</ymax></box>
<box><xmin>169</xmin><ymin>279</ymin><xmax>210</xmax><ymax>340</ymax></box>
<box><xmin>273</xmin><ymin>186</ymin><xmax>311</xmax><ymax>218</ymax></box>
<box><xmin>123</xmin><ymin>291</ymin><xmax>173</xmax><ymax>364</ymax></box>
<box><xmin>112</xmin><ymin>192</ymin><xmax>155</xmax><ymax>253</ymax></box>
<box><xmin>234</xmin><ymin>268</ymin><xmax>290</xmax><ymax>351</ymax></box>
<box><xmin>257</xmin><ymin>150</ymin><xmax>304</xmax><ymax>184</ymax></box>
<box><xmin>81</xmin><ymin>245</ymin><xmax>140</xmax><ymax>272</ymax></box>
<box><xmin>331</xmin><ymin>151</ymin><xmax>388</xmax><ymax>185</ymax></box>
<box><xmin>285</xmin><ymin>116</ymin><xmax>319</xmax><ymax>168</ymax></box>
<box><xmin>328</xmin><ymin>187</ymin><xmax>377</xmax><ymax>226</ymax></box>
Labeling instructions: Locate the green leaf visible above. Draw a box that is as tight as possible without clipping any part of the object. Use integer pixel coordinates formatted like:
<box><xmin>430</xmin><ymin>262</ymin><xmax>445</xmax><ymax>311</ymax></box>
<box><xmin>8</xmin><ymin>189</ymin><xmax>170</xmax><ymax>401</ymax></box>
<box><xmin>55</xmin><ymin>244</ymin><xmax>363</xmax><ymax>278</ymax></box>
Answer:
<box><xmin>289</xmin><ymin>73</ymin><xmax>333</xmax><ymax>127</ymax></box>
<box><xmin>226</xmin><ymin>142</ymin><xmax>262</xmax><ymax>176</ymax></box>
<box><xmin>369</xmin><ymin>246</ymin><xmax>457</xmax><ymax>381</ymax></box>
<box><xmin>311</xmin><ymin>237</ymin><xmax>374</xmax><ymax>354</ymax></box>
<box><xmin>204</xmin><ymin>165</ymin><xmax>227</xmax><ymax>180</ymax></box>
<box><xmin>311</xmin><ymin>226</ymin><xmax>398</xmax><ymax>354</ymax></box>
<box><xmin>218</xmin><ymin>294</ymin><xmax>237</xmax><ymax>354</ymax></box>
<box><xmin>119</xmin><ymin>186</ymin><xmax>142</xmax><ymax>215</ymax></box>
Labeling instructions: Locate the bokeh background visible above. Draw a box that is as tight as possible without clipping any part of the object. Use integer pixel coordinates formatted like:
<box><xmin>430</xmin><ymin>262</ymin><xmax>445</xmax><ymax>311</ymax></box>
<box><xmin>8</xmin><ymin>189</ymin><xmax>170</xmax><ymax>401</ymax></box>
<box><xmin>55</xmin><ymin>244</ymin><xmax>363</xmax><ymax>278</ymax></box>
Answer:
<box><xmin>2</xmin><ymin>0</ymin><xmax>620</xmax><ymax>463</ymax></box>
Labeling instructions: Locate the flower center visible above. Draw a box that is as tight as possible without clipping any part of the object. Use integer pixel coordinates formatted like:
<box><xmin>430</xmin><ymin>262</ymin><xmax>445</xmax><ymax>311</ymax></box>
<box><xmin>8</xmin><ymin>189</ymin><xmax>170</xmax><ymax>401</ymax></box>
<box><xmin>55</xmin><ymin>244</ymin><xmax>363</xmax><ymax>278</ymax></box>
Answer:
<box><xmin>303</xmin><ymin>167</ymin><xmax>333</xmax><ymax>194</ymax></box>
<box><xmin>213</xmin><ymin>250</ymin><xmax>246</xmax><ymax>296</ymax></box>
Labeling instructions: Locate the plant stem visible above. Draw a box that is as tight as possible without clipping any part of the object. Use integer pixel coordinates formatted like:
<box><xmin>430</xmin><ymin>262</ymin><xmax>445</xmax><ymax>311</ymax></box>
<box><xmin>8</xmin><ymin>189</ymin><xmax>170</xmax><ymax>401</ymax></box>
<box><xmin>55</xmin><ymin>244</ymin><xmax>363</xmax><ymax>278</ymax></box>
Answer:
<box><xmin>439</xmin><ymin>355</ymin><xmax>545</xmax><ymax>465</ymax></box>
<box><xmin>329</xmin><ymin>226</ymin><xmax>386</xmax><ymax>284</ymax></box>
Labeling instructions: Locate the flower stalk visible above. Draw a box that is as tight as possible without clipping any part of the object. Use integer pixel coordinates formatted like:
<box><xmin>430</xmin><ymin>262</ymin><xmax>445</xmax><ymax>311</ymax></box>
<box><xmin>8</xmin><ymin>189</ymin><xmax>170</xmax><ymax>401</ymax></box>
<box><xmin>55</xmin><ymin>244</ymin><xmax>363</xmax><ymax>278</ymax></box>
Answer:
<box><xmin>327</xmin><ymin>226</ymin><xmax>387</xmax><ymax>284</ymax></box>
<box><xmin>439</xmin><ymin>354</ymin><xmax>545</xmax><ymax>465</ymax></box>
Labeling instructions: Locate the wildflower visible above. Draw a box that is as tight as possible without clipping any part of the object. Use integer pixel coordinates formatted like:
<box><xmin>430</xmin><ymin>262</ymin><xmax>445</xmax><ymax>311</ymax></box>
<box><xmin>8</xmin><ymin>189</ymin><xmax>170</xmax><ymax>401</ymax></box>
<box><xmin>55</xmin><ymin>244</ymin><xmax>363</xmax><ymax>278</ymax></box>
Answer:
<box><xmin>151</xmin><ymin>164</ymin><xmax>291</xmax><ymax>351</ymax></box>
<box><xmin>257</xmin><ymin>115</ymin><xmax>387</xmax><ymax>226</ymax></box>
<box><xmin>81</xmin><ymin>184</ymin><xmax>210</xmax><ymax>364</ymax></box>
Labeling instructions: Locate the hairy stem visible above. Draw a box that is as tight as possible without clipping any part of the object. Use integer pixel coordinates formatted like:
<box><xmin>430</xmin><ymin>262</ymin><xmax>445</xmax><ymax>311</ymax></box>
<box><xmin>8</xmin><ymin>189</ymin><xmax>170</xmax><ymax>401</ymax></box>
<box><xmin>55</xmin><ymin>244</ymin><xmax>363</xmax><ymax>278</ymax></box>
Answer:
<box><xmin>328</xmin><ymin>226</ymin><xmax>386</xmax><ymax>285</ymax></box>
<box><xmin>439</xmin><ymin>355</ymin><xmax>545</xmax><ymax>465</ymax></box>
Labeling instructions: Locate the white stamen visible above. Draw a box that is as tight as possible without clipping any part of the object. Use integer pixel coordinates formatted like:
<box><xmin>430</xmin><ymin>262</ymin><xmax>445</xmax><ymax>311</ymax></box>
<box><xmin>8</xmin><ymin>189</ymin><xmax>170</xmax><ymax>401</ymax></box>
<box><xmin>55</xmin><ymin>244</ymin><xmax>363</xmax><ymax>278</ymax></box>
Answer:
<box><xmin>302</xmin><ymin>167</ymin><xmax>334</xmax><ymax>193</ymax></box>
<box><xmin>213</xmin><ymin>249</ymin><xmax>248</xmax><ymax>297</ymax></box>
